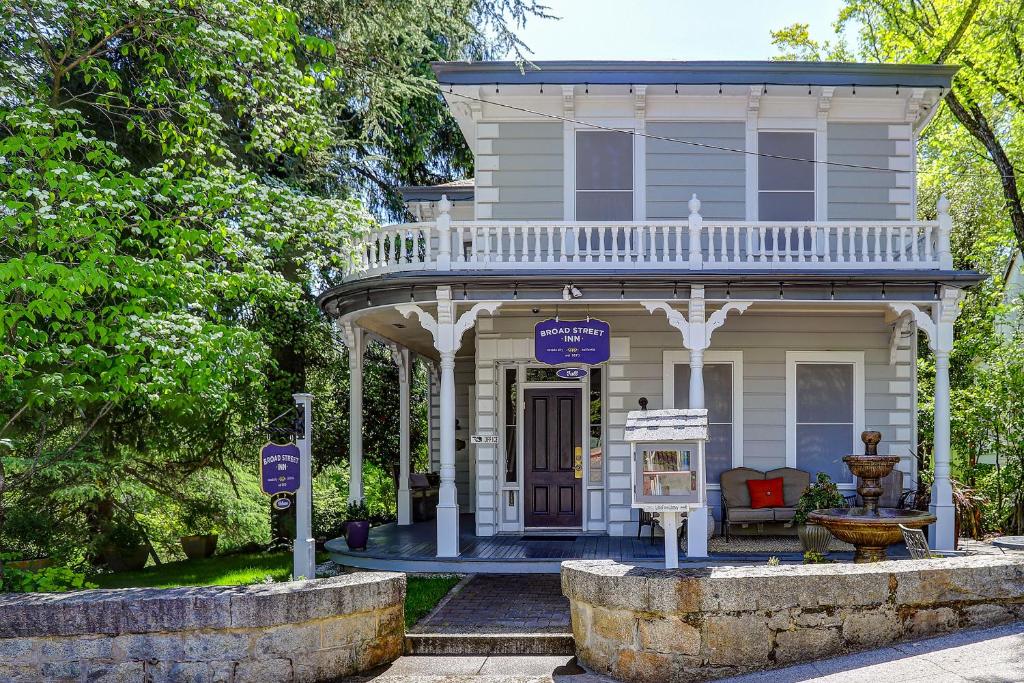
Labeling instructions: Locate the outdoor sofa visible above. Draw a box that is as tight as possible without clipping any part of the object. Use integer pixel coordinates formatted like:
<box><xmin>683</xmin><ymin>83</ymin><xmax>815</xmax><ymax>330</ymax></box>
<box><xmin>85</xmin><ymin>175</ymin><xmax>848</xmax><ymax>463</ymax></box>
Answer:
<box><xmin>720</xmin><ymin>466</ymin><xmax>810</xmax><ymax>541</ymax></box>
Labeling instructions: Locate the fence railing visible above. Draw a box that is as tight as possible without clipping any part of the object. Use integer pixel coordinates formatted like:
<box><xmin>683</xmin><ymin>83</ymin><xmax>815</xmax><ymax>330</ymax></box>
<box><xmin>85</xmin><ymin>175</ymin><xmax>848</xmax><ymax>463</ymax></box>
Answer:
<box><xmin>342</xmin><ymin>194</ymin><xmax>953</xmax><ymax>280</ymax></box>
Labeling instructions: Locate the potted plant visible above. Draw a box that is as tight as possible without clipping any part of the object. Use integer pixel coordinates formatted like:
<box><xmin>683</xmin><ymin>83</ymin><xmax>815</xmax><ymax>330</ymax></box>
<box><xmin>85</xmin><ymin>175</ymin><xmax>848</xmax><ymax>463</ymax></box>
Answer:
<box><xmin>98</xmin><ymin>520</ymin><xmax>150</xmax><ymax>572</ymax></box>
<box><xmin>794</xmin><ymin>472</ymin><xmax>846</xmax><ymax>554</ymax></box>
<box><xmin>178</xmin><ymin>502</ymin><xmax>220</xmax><ymax>560</ymax></box>
<box><xmin>344</xmin><ymin>501</ymin><xmax>371</xmax><ymax>551</ymax></box>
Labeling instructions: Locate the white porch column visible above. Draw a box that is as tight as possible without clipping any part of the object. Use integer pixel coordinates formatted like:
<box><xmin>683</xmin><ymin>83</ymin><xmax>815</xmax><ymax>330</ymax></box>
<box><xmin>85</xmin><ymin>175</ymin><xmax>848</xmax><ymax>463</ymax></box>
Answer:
<box><xmin>397</xmin><ymin>287</ymin><xmax>501</xmax><ymax>558</ymax></box>
<box><xmin>390</xmin><ymin>345</ymin><xmax>413</xmax><ymax>525</ymax></box>
<box><xmin>436</xmin><ymin>349</ymin><xmax>459</xmax><ymax>556</ymax></box>
<box><xmin>339</xmin><ymin>322</ymin><xmax>365</xmax><ymax>505</ymax></box>
<box><xmin>643</xmin><ymin>288</ymin><xmax>751</xmax><ymax>558</ymax></box>
<box><xmin>889</xmin><ymin>287</ymin><xmax>965</xmax><ymax>551</ymax></box>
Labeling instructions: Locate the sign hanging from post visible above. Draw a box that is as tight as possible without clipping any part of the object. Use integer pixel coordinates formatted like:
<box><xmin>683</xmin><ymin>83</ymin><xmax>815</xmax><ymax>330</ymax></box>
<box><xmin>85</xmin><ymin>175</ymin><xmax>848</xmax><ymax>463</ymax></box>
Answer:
<box><xmin>259</xmin><ymin>442</ymin><xmax>301</xmax><ymax>496</ymax></box>
<box><xmin>534</xmin><ymin>319</ymin><xmax>610</xmax><ymax>365</ymax></box>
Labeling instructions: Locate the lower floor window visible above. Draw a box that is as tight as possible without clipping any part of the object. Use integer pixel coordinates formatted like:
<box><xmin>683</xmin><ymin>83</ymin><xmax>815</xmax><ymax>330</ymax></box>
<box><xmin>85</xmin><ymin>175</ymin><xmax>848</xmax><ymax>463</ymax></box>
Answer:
<box><xmin>670</xmin><ymin>357</ymin><xmax>738</xmax><ymax>486</ymax></box>
<box><xmin>787</xmin><ymin>352</ymin><xmax>864</xmax><ymax>485</ymax></box>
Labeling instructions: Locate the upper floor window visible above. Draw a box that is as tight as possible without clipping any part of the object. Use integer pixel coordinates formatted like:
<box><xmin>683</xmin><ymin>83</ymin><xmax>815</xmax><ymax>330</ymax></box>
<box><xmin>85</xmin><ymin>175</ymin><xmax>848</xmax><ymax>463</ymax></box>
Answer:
<box><xmin>576</xmin><ymin>130</ymin><xmax>633</xmax><ymax>221</ymax></box>
<box><xmin>758</xmin><ymin>131</ymin><xmax>814</xmax><ymax>221</ymax></box>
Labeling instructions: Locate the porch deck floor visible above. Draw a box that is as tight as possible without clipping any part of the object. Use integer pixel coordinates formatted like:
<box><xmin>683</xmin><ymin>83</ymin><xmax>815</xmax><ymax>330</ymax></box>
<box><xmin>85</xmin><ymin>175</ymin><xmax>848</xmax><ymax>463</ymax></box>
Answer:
<box><xmin>325</xmin><ymin>514</ymin><xmax>881</xmax><ymax>573</ymax></box>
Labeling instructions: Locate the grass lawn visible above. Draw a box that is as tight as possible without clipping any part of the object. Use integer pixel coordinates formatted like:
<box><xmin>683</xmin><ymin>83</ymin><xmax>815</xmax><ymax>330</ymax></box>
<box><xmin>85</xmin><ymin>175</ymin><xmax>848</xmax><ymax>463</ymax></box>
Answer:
<box><xmin>404</xmin><ymin>575</ymin><xmax>462</xmax><ymax>629</ymax></box>
<box><xmin>91</xmin><ymin>551</ymin><xmax>329</xmax><ymax>589</ymax></box>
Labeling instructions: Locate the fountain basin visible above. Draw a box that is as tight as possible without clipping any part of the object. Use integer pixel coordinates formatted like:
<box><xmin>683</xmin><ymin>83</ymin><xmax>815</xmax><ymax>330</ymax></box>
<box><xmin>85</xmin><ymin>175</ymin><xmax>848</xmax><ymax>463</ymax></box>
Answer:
<box><xmin>809</xmin><ymin>507</ymin><xmax>935</xmax><ymax>562</ymax></box>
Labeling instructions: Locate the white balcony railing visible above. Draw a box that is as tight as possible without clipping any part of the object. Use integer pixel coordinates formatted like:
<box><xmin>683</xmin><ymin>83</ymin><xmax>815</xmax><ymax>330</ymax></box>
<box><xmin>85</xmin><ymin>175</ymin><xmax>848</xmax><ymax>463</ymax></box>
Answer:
<box><xmin>342</xmin><ymin>195</ymin><xmax>954</xmax><ymax>281</ymax></box>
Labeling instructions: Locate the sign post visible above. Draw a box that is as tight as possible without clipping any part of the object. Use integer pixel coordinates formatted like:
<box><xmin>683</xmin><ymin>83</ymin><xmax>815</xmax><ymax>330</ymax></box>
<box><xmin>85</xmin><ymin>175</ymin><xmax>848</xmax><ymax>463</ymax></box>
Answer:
<box><xmin>292</xmin><ymin>393</ymin><xmax>315</xmax><ymax>580</ymax></box>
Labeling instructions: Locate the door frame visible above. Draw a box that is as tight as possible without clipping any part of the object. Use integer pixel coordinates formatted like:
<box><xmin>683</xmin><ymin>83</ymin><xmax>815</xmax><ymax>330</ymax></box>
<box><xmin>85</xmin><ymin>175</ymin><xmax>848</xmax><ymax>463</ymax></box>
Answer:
<box><xmin>519</xmin><ymin>380</ymin><xmax>589</xmax><ymax>531</ymax></box>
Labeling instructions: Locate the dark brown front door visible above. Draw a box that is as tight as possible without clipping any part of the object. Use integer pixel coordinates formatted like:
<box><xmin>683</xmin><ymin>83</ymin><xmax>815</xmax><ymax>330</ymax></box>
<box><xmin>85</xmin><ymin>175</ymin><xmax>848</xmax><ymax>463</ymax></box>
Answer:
<box><xmin>524</xmin><ymin>387</ymin><xmax>583</xmax><ymax>528</ymax></box>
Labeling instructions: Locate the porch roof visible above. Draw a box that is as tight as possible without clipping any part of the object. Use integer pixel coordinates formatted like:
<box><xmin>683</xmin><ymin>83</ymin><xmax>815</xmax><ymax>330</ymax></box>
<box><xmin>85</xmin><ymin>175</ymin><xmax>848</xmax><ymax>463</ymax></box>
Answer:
<box><xmin>625</xmin><ymin>409</ymin><xmax>708</xmax><ymax>442</ymax></box>
<box><xmin>431</xmin><ymin>60</ymin><xmax>959</xmax><ymax>89</ymax></box>
<box><xmin>317</xmin><ymin>269</ymin><xmax>985</xmax><ymax>318</ymax></box>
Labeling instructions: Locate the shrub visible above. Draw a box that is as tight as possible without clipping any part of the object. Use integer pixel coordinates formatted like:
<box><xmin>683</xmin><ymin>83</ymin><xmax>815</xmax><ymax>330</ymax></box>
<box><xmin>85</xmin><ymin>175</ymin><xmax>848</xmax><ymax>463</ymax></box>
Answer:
<box><xmin>0</xmin><ymin>556</ymin><xmax>95</xmax><ymax>593</ymax></box>
<box><xmin>794</xmin><ymin>472</ymin><xmax>846</xmax><ymax>524</ymax></box>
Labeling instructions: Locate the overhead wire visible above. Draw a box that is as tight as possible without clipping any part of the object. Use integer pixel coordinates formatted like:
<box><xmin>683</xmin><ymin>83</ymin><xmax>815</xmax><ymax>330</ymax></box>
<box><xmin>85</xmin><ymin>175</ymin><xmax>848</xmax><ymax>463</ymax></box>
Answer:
<box><xmin>441</xmin><ymin>87</ymin><xmax>1020</xmax><ymax>180</ymax></box>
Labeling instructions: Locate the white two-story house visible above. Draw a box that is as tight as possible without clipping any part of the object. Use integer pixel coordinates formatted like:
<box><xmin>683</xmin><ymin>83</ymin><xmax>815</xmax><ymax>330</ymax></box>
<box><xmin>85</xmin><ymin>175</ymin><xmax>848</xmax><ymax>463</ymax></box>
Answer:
<box><xmin>319</xmin><ymin>61</ymin><xmax>982</xmax><ymax>568</ymax></box>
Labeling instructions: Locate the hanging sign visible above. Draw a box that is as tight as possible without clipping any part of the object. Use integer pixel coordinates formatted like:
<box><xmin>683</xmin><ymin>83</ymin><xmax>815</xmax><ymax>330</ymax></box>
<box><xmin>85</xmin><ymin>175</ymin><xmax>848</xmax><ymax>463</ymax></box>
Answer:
<box><xmin>272</xmin><ymin>496</ymin><xmax>292</xmax><ymax>511</ymax></box>
<box><xmin>556</xmin><ymin>367</ymin><xmax>588</xmax><ymax>380</ymax></box>
<box><xmin>260</xmin><ymin>442</ymin><xmax>301</xmax><ymax>496</ymax></box>
<box><xmin>534</xmin><ymin>319</ymin><xmax>610</xmax><ymax>365</ymax></box>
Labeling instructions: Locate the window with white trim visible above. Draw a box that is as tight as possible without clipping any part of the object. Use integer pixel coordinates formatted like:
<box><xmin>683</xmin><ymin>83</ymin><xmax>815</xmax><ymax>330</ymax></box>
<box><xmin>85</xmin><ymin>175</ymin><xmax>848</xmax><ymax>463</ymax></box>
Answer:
<box><xmin>758</xmin><ymin>131</ymin><xmax>815</xmax><ymax>221</ymax></box>
<box><xmin>576</xmin><ymin>130</ymin><xmax>633</xmax><ymax>220</ymax></box>
<box><xmin>786</xmin><ymin>352</ymin><xmax>864</xmax><ymax>485</ymax></box>
<box><xmin>664</xmin><ymin>351</ymin><xmax>743</xmax><ymax>487</ymax></box>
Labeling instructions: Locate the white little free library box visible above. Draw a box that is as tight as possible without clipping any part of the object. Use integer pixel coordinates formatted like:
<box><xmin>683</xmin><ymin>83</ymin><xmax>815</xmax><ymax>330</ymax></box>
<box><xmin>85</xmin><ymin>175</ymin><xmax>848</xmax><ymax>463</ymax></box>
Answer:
<box><xmin>624</xmin><ymin>408</ymin><xmax>710</xmax><ymax>566</ymax></box>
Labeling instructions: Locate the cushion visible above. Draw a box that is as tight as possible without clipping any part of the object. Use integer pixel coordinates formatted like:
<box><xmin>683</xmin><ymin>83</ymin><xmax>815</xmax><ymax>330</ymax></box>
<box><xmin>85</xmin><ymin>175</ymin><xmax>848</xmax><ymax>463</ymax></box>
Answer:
<box><xmin>773</xmin><ymin>507</ymin><xmax>797</xmax><ymax>522</ymax></box>
<box><xmin>747</xmin><ymin>477</ymin><xmax>784</xmax><ymax>509</ymax></box>
<box><xmin>720</xmin><ymin>468</ymin><xmax>765</xmax><ymax>508</ymax></box>
<box><xmin>727</xmin><ymin>507</ymin><xmax>775</xmax><ymax>523</ymax></box>
<box><xmin>766</xmin><ymin>467</ymin><xmax>811</xmax><ymax>507</ymax></box>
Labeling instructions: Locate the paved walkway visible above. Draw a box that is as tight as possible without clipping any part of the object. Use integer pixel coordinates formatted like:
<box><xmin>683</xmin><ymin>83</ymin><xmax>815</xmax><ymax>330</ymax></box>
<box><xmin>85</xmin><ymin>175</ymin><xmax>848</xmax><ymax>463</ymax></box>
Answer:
<box><xmin>410</xmin><ymin>574</ymin><xmax>571</xmax><ymax>634</ymax></box>
<box><xmin>355</xmin><ymin>622</ymin><xmax>1024</xmax><ymax>682</ymax></box>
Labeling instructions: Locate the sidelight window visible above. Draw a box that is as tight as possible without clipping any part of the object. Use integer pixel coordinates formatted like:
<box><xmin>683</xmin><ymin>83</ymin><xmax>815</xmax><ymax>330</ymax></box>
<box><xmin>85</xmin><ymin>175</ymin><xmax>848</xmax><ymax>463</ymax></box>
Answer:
<box><xmin>504</xmin><ymin>367</ymin><xmax>517</xmax><ymax>484</ymax></box>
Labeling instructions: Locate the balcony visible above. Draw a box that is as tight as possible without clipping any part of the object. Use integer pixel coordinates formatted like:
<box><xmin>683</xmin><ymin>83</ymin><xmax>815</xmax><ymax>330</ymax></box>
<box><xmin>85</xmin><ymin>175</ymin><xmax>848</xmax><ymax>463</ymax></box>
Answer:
<box><xmin>342</xmin><ymin>195</ymin><xmax>953</xmax><ymax>282</ymax></box>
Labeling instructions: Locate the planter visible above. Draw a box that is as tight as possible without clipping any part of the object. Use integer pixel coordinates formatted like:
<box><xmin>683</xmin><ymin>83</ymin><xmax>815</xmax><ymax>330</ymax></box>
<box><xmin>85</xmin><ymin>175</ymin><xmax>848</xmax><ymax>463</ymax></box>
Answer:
<box><xmin>797</xmin><ymin>522</ymin><xmax>833</xmax><ymax>554</ymax></box>
<box><xmin>180</xmin><ymin>534</ymin><xmax>218</xmax><ymax>560</ymax></box>
<box><xmin>345</xmin><ymin>520</ymin><xmax>370</xmax><ymax>551</ymax></box>
<box><xmin>101</xmin><ymin>544</ymin><xmax>149</xmax><ymax>572</ymax></box>
<box><xmin>4</xmin><ymin>557</ymin><xmax>53</xmax><ymax>572</ymax></box>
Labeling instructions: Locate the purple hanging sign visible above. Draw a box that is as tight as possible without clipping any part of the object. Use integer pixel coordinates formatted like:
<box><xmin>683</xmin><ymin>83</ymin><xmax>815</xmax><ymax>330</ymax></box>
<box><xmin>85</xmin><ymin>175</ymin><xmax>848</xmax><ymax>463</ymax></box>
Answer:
<box><xmin>534</xmin><ymin>319</ymin><xmax>610</xmax><ymax>366</ymax></box>
<box><xmin>260</xmin><ymin>443</ymin><xmax>301</xmax><ymax>496</ymax></box>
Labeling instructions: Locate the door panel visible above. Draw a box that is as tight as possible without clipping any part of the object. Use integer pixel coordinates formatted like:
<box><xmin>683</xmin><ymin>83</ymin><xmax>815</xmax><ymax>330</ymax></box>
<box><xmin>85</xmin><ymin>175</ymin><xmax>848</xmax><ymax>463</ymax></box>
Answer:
<box><xmin>524</xmin><ymin>388</ymin><xmax>583</xmax><ymax>527</ymax></box>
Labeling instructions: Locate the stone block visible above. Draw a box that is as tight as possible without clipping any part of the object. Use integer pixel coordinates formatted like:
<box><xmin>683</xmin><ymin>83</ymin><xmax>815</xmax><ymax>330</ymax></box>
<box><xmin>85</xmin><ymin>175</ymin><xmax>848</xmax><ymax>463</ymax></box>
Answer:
<box><xmin>293</xmin><ymin>648</ymin><xmax>354</xmax><ymax>683</ymax></box>
<box><xmin>637</xmin><ymin>617</ymin><xmax>700</xmax><ymax>655</ymax></box>
<box><xmin>613</xmin><ymin>649</ymin><xmax>672</xmax><ymax>683</ymax></box>
<box><xmin>704</xmin><ymin>614</ymin><xmax>771</xmax><ymax>666</ymax></box>
<box><xmin>570</xmin><ymin>602</ymin><xmax>593</xmax><ymax>646</ymax></box>
<box><xmin>0</xmin><ymin>636</ymin><xmax>37</xmax><ymax>660</ymax></box>
<box><xmin>86</xmin><ymin>661</ymin><xmax>146</xmax><ymax>683</ymax></box>
<box><xmin>376</xmin><ymin>605</ymin><xmax>404</xmax><ymax>639</ymax></box>
<box><xmin>229</xmin><ymin>574</ymin><xmax>405</xmax><ymax>628</ymax></box>
<box><xmin>591</xmin><ymin>606</ymin><xmax>637</xmax><ymax>644</ymax></box>
<box><xmin>39</xmin><ymin>659</ymin><xmax>83</xmax><ymax>681</ymax></box>
<box><xmin>181</xmin><ymin>631</ymin><xmax>249</xmax><ymax>662</ymax></box>
<box><xmin>122</xmin><ymin>589</ymin><xmax>233</xmax><ymax>633</ymax></box>
<box><xmin>0</xmin><ymin>663</ymin><xmax>47</xmax><ymax>683</ymax></box>
<box><xmin>353</xmin><ymin>634</ymin><xmax>404</xmax><ymax>673</ymax></box>
<box><xmin>905</xmin><ymin>607</ymin><xmax>958</xmax><ymax>638</ymax></box>
<box><xmin>252</xmin><ymin>621</ymin><xmax>321</xmax><ymax>657</ymax></box>
<box><xmin>209</xmin><ymin>661</ymin><xmax>235</xmax><ymax>683</ymax></box>
<box><xmin>147</xmin><ymin>661</ymin><xmax>213</xmax><ymax>683</ymax></box>
<box><xmin>321</xmin><ymin>612</ymin><xmax>377</xmax><ymax>648</ymax></box>
<box><xmin>793</xmin><ymin>609</ymin><xmax>841</xmax><ymax>628</ymax></box>
<box><xmin>840</xmin><ymin>609</ymin><xmax>901</xmax><ymax>648</ymax></box>
<box><xmin>962</xmin><ymin>603</ymin><xmax>1014</xmax><ymax>629</ymax></box>
<box><xmin>113</xmin><ymin>632</ymin><xmax>186</xmax><ymax>662</ymax></box>
<box><xmin>233</xmin><ymin>657</ymin><xmax>292</xmax><ymax>683</ymax></box>
<box><xmin>773</xmin><ymin>626</ymin><xmax>842</xmax><ymax>664</ymax></box>
<box><xmin>38</xmin><ymin>635</ymin><xmax>115</xmax><ymax>662</ymax></box>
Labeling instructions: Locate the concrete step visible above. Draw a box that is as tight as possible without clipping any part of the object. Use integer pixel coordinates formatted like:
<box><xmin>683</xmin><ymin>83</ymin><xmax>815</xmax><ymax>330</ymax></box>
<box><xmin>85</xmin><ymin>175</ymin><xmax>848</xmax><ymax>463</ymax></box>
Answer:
<box><xmin>404</xmin><ymin>632</ymin><xmax>575</xmax><ymax>656</ymax></box>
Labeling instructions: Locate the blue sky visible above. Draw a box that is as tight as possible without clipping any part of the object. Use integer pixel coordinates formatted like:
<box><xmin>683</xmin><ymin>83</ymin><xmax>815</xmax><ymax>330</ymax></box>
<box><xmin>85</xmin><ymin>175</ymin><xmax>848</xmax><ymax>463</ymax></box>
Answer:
<box><xmin>514</xmin><ymin>0</ymin><xmax>850</xmax><ymax>61</ymax></box>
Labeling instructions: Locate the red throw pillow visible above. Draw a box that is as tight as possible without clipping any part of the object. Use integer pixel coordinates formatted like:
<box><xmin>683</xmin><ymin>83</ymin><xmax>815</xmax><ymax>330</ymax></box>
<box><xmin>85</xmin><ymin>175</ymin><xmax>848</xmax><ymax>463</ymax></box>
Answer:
<box><xmin>747</xmin><ymin>477</ymin><xmax>784</xmax><ymax>509</ymax></box>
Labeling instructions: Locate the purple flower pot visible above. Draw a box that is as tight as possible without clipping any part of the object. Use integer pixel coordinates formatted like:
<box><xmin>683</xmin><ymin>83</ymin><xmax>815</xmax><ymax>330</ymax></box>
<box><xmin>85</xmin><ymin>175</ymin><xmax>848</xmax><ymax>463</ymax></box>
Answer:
<box><xmin>345</xmin><ymin>520</ymin><xmax>370</xmax><ymax>551</ymax></box>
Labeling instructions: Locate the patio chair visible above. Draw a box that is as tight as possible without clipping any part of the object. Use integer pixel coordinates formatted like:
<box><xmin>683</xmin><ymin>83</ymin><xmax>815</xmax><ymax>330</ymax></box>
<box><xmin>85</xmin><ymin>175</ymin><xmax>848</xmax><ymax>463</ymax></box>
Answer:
<box><xmin>900</xmin><ymin>524</ymin><xmax>932</xmax><ymax>559</ymax></box>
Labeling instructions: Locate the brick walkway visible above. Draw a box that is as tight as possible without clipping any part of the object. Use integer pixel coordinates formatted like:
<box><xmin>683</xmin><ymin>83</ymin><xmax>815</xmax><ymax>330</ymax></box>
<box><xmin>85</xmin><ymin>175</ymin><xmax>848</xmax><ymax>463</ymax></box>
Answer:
<box><xmin>410</xmin><ymin>574</ymin><xmax>571</xmax><ymax>634</ymax></box>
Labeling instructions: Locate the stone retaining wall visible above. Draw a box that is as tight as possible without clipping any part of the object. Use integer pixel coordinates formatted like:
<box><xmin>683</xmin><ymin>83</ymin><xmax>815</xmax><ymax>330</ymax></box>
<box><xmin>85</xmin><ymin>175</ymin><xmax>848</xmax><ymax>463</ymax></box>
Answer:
<box><xmin>0</xmin><ymin>572</ymin><xmax>405</xmax><ymax>682</ymax></box>
<box><xmin>562</xmin><ymin>556</ymin><xmax>1024</xmax><ymax>682</ymax></box>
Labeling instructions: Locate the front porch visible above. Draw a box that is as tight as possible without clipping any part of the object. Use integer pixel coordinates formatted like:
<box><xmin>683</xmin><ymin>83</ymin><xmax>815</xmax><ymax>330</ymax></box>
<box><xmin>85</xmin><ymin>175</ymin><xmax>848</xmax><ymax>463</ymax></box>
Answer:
<box><xmin>325</xmin><ymin>513</ymin><xmax>877</xmax><ymax>573</ymax></box>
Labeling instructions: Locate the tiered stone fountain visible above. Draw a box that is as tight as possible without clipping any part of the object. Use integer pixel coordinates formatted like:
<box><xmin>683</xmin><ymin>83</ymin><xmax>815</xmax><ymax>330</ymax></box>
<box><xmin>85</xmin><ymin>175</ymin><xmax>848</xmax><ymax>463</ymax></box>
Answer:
<box><xmin>809</xmin><ymin>431</ymin><xmax>935</xmax><ymax>562</ymax></box>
